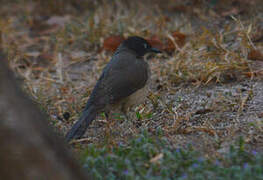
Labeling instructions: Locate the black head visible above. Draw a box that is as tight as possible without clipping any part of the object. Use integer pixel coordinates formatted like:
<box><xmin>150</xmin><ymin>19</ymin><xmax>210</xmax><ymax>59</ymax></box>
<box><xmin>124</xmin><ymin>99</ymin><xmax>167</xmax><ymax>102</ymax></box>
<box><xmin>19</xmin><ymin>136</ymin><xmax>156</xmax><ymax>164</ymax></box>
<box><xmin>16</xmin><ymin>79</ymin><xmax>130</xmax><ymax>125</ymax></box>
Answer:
<box><xmin>121</xmin><ymin>36</ymin><xmax>161</xmax><ymax>57</ymax></box>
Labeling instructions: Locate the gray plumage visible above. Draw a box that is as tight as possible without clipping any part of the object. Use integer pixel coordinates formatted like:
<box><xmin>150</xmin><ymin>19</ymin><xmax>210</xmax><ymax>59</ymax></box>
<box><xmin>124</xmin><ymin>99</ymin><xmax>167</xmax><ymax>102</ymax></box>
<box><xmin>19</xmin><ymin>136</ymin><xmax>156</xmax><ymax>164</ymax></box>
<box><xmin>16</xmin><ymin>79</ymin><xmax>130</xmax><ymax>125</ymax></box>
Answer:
<box><xmin>66</xmin><ymin>36</ymin><xmax>161</xmax><ymax>142</ymax></box>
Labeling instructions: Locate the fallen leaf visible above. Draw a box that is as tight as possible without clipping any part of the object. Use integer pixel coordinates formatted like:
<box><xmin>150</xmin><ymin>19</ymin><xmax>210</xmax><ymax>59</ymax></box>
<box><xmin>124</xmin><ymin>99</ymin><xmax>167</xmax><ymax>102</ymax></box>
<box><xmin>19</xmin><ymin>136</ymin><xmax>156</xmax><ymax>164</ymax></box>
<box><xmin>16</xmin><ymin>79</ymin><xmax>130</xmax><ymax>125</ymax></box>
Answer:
<box><xmin>244</xmin><ymin>72</ymin><xmax>254</xmax><ymax>78</ymax></box>
<box><xmin>103</xmin><ymin>35</ymin><xmax>125</xmax><ymax>52</ymax></box>
<box><xmin>165</xmin><ymin>31</ymin><xmax>186</xmax><ymax>52</ymax></box>
<box><xmin>172</xmin><ymin>31</ymin><xmax>186</xmax><ymax>47</ymax></box>
<box><xmin>248</xmin><ymin>49</ymin><xmax>263</xmax><ymax>61</ymax></box>
<box><xmin>150</xmin><ymin>153</ymin><xmax>163</xmax><ymax>163</ymax></box>
<box><xmin>147</xmin><ymin>35</ymin><xmax>164</xmax><ymax>51</ymax></box>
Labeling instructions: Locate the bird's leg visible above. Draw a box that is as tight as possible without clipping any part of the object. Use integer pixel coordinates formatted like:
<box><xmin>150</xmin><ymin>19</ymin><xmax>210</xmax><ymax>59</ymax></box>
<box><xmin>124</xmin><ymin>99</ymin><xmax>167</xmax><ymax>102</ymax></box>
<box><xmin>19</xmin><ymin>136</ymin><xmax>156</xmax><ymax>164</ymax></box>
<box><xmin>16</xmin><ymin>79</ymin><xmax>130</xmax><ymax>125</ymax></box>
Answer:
<box><xmin>104</xmin><ymin>111</ymin><xmax>119</xmax><ymax>143</ymax></box>
<box><xmin>105</xmin><ymin>111</ymin><xmax>110</xmax><ymax>121</ymax></box>
<box><xmin>104</xmin><ymin>110</ymin><xmax>112</xmax><ymax>129</ymax></box>
<box><xmin>103</xmin><ymin>111</ymin><xmax>113</xmax><ymax>140</ymax></box>
<box><xmin>121</xmin><ymin>105</ymin><xmax>129</xmax><ymax>121</ymax></box>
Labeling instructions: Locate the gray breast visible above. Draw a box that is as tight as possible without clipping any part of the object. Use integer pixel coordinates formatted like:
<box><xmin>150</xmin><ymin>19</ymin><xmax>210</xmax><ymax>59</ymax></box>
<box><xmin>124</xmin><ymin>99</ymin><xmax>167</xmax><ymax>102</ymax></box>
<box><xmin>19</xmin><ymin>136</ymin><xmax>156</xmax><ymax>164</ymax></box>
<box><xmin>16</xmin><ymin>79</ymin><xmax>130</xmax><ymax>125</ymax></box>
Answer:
<box><xmin>111</xmin><ymin>59</ymin><xmax>151</xmax><ymax>113</ymax></box>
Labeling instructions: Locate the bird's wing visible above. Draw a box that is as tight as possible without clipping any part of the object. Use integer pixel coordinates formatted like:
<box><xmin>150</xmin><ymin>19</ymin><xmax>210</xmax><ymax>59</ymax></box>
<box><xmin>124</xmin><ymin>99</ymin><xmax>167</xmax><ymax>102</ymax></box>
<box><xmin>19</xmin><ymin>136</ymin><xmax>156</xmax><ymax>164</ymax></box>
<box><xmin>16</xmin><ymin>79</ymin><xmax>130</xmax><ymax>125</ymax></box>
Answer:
<box><xmin>91</xmin><ymin>51</ymin><xmax>149</xmax><ymax>106</ymax></box>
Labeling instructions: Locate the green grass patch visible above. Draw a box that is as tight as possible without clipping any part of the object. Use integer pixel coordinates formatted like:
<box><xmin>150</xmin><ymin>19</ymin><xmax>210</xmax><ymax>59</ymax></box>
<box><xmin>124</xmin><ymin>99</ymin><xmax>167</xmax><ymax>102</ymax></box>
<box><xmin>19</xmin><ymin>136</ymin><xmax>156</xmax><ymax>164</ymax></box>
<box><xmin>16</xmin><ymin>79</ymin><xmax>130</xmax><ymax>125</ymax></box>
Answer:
<box><xmin>81</xmin><ymin>131</ymin><xmax>263</xmax><ymax>180</ymax></box>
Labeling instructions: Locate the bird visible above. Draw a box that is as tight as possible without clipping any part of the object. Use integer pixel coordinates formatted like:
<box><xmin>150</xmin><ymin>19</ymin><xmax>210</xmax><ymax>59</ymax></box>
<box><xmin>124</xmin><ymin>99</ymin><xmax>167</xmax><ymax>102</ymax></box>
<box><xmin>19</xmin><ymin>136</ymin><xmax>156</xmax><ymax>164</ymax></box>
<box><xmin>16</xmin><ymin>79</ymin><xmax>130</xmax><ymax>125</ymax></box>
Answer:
<box><xmin>65</xmin><ymin>36</ymin><xmax>161</xmax><ymax>142</ymax></box>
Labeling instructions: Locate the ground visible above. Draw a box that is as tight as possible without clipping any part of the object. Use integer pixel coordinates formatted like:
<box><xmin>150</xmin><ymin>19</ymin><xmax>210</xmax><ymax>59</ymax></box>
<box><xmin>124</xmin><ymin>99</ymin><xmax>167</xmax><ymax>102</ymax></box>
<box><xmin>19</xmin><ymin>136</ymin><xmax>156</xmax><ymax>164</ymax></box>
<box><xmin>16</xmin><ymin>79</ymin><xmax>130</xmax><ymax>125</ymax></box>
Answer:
<box><xmin>1</xmin><ymin>0</ymin><xmax>263</xmax><ymax>158</ymax></box>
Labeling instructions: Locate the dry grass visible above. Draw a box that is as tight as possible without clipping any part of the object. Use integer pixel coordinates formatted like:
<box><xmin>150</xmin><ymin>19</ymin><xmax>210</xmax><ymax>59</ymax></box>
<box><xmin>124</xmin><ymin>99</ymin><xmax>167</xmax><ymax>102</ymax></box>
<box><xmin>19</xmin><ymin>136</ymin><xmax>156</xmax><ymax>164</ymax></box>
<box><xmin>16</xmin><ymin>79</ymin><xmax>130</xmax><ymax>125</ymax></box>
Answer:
<box><xmin>1</xmin><ymin>0</ymin><xmax>263</xmax><ymax>155</ymax></box>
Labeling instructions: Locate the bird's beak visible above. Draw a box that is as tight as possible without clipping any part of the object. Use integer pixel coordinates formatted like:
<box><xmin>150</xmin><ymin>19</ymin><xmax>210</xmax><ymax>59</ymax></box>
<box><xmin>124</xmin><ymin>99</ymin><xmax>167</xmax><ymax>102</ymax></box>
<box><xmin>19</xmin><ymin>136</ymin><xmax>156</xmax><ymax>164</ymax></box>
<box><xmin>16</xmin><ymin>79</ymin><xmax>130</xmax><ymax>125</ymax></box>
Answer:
<box><xmin>150</xmin><ymin>47</ymin><xmax>162</xmax><ymax>53</ymax></box>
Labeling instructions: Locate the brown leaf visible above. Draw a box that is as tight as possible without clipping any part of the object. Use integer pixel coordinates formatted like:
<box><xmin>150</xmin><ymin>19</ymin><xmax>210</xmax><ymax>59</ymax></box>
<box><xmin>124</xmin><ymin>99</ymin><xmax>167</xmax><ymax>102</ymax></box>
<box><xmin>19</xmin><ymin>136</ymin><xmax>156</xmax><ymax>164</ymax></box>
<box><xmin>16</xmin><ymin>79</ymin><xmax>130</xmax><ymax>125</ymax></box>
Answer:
<box><xmin>165</xmin><ymin>31</ymin><xmax>186</xmax><ymax>52</ymax></box>
<box><xmin>103</xmin><ymin>35</ymin><xmax>125</xmax><ymax>52</ymax></box>
<box><xmin>244</xmin><ymin>72</ymin><xmax>254</xmax><ymax>78</ymax></box>
<box><xmin>248</xmin><ymin>49</ymin><xmax>263</xmax><ymax>61</ymax></box>
<box><xmin>147</xmin><ymin>35</ymin><xmax>164</xmax><ymax>51</ymax></box>
<box><xmin>172</xmin><ymin>31</ymin><xmax>186</xmax><ymax>47</ymax></box>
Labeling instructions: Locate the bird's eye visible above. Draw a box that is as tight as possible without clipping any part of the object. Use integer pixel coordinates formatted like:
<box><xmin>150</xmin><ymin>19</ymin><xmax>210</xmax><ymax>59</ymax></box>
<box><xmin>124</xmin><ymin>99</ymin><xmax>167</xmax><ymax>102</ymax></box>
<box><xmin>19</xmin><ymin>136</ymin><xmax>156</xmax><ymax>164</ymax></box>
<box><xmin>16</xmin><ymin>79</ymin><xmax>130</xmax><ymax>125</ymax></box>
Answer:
<box><xmin>144</xmin><ymin>43</ymin><xmax>148</xmax><ymax>49</ymax></box>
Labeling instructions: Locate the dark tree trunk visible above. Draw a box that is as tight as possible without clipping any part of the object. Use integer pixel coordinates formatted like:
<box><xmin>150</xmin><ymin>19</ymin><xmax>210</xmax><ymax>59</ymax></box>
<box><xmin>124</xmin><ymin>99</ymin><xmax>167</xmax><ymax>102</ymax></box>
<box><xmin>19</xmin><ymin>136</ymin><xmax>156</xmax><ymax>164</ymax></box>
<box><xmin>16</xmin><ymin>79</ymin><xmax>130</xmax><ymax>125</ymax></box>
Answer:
<box><xmin>0</xmin><ymin>52</ymin><xmax>88</xmax><ymax>180</ymax></box>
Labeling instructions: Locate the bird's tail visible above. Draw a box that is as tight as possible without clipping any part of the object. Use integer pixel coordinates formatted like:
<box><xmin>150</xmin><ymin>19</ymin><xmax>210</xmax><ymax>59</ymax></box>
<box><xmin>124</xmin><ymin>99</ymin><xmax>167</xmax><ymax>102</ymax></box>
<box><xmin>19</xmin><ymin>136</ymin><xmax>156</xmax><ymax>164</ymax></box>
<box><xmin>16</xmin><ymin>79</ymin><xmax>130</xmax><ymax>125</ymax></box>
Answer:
<box><xmin>65</xmin><ymin>105</ymin><xmax>96</xmax><ymax>142</ymax></box>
